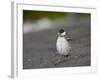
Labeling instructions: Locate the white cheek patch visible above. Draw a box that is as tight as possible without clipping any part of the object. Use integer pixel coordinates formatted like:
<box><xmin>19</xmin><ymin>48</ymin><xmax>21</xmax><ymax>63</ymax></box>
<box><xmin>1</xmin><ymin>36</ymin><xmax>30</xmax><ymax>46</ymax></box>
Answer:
<box><xmin>61</xmin><ymin>32</ymin><xmax>66</xmax><ymax>36</ymax></box>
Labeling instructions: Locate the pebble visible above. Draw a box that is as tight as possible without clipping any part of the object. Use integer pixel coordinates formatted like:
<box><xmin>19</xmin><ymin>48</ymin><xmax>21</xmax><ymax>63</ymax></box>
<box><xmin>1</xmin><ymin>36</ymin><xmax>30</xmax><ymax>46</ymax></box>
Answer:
<box><xmin>27</xmin><ymin>58</ymin><xmax>31</xmax><ymax>62</ymax></box>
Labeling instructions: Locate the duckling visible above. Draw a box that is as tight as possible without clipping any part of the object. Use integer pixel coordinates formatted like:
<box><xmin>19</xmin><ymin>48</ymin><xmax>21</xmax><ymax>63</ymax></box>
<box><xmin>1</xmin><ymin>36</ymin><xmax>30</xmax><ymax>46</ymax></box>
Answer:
<box><xmin>55</xmin><ymin>29</ymin><xmax>72</xmax><ymax>65</ymax></box>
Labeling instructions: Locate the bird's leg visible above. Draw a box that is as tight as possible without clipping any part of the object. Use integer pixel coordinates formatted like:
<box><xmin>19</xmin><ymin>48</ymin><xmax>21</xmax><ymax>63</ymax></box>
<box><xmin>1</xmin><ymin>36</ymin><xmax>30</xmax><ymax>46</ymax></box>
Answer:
<box><xmin>64</xmin><ymin>54</ymin><xmax>70</xmax><ymax>57</ymax></box>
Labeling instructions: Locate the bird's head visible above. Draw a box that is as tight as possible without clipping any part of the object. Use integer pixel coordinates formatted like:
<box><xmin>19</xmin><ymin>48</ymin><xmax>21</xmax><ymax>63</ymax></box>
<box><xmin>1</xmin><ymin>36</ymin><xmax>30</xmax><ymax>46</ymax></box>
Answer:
<box><xmin>58</xmin><ymin>29</ymin><xmax>66</xmax><ymax>37</ymax></box>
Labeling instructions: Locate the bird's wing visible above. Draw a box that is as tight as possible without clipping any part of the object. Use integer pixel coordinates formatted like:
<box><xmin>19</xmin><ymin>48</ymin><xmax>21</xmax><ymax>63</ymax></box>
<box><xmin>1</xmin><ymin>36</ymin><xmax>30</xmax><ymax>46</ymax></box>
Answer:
<box><xmin>67</xmin><ymin>37</ymin><xmax>72</xmax><ymax>41</ymax></box>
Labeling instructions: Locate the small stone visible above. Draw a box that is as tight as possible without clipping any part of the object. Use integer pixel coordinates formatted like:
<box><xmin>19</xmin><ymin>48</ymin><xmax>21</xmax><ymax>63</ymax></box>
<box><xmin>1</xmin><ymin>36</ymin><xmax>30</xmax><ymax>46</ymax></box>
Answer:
<box><xmin>27</xmin><ymin>59</ymin><xmax>31</xmax><ymax>62</ymax></box>
<box><xmin>74</xmin><ymin>55</ymin><xmax>79</xmax><ymax>58</ymax></box>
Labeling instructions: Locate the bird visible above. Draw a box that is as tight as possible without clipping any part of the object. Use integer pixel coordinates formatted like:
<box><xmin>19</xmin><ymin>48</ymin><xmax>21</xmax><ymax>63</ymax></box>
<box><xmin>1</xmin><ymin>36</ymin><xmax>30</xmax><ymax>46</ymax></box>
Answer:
<box><xmin>55</xmin><ymin>29</ymin><xmax>71</xmax><ymax>65</ymax></box>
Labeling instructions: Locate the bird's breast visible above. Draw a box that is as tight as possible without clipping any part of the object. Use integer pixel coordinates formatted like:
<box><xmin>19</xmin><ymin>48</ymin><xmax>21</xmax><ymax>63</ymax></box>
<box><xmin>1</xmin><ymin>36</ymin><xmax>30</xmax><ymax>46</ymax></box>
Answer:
<box><xmin>56</xmin><ymin>37</ymin><xmax>71</xmax><ymax>55</ymax></box>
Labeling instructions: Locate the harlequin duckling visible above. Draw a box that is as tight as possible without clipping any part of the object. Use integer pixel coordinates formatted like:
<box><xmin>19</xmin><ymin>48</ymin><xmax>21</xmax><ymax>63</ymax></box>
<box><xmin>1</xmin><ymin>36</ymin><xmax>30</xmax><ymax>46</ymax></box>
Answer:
<box><xmin>56</xmin><ymin>29</ymin><xmax>71</xmax><ymax>57</ymax></box>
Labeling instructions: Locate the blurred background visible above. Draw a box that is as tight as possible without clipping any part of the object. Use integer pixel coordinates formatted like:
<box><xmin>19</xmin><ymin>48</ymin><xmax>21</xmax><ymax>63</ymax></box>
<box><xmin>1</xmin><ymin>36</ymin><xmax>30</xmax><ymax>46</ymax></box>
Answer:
<box><xmin>23</xmin><ymin>10</ymin><xmax>90</xmax><ymax>69</ymax></box>
<box><xmin>23</xmin><ymin>10</ymin><xmax>90</xmax><ymax>34</ymax></box>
